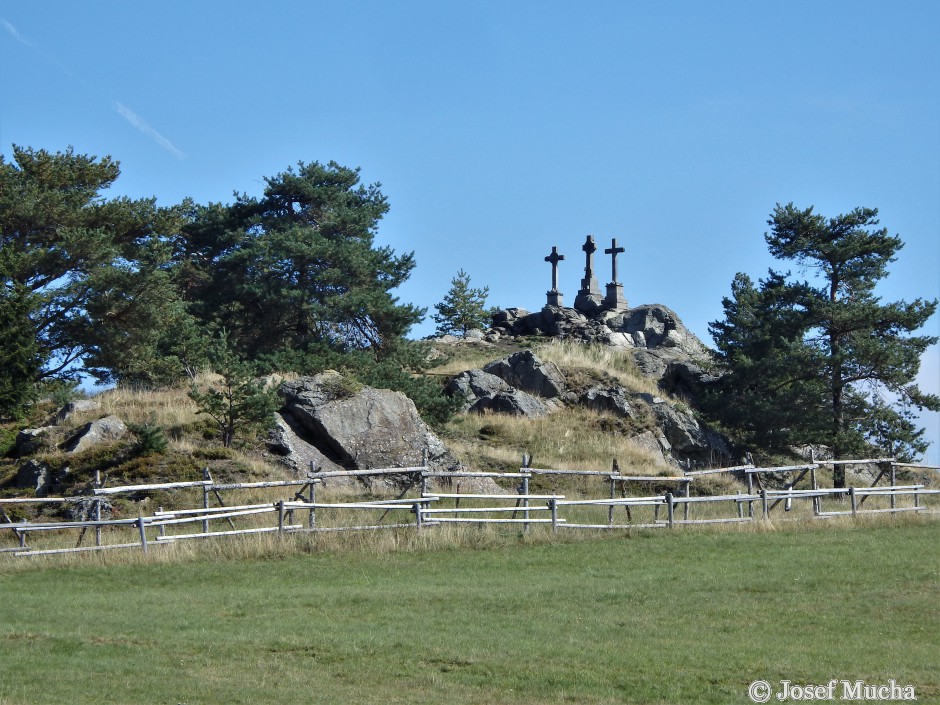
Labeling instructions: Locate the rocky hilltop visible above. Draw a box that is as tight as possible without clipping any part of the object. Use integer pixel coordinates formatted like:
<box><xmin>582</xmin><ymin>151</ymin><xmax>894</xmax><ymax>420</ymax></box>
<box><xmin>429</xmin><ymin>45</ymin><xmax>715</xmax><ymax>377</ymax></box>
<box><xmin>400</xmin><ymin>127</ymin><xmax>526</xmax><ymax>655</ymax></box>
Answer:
<box><xmin>435</xmin><ymin>302</ymin><xmax>732</xmax><ymax>468</ymax></box>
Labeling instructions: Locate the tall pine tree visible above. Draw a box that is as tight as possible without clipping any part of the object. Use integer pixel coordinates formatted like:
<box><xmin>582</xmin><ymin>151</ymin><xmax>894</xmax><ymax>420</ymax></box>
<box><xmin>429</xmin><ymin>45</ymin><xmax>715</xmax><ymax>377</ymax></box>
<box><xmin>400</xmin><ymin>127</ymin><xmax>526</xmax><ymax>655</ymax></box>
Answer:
<box><xmin>707</xmin><ymin>204</ymin><xmax>938</xmax><ymax>482</ymax></box>
<box><xmin>177</xmin><ymin>161</ymin><xmax>423</xmax><ymax>359</ymax></box>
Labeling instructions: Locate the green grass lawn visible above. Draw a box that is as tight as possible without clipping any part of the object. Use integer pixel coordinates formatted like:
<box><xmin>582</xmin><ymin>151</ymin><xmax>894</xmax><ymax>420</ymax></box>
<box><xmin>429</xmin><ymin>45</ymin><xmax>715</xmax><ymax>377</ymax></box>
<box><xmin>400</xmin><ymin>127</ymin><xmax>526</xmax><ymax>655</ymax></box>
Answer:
<box><xmin>1</xmin><ymin>520</ymin><xmax>937</xmax><ymax>705</ymax></box>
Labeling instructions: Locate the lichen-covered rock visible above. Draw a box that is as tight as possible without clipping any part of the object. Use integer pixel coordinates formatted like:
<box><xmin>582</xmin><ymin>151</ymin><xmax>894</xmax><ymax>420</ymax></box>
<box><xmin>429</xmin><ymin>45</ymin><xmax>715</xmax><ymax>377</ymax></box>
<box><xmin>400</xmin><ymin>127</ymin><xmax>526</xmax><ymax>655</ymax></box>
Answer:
<box><xmin>446</xmin><ymin>370</ymin><xmax>513</xmax><ymax>411</ymax></box>
<box><xmin>468</xmin><ymin>389</ymin><xmax>551</xmax><ymax>418</ymax></box>
<box><xmin>446</xmin><ymin>363</ymin><xmax>557</xmax><ymax>419</ymax></box>
<box><xmin>628</xmin><ymin>430</ymin><xmax>670</xmax><ymax>466</ymax></box>
<box><xmin>280</xmin><ymin>372</ymin><xmax>498</xmax><ymax>492</ymax></box>
<box><xmin>64</xmin><ymin>415</ymin><xmax>127</xmax><ymax>453</ymax></box>
<box><xmin>15</xmin><ymin>427</ymin><xmax>54</xmax><ymax>456</ymax></box>
<box><xmin>16</xmin><ymin>459</ymin><xmax>54</xmax><ymax>494</ymax></box>
<box><xmin>580</xmin><ymin>387</ymin><xmax>636</xmax><ymax>419</ymax></box>
<box><xmin>64</xmin><ymin>497</ymin><xmax>113</xmax><ymax>522</ymax></box>
<box><xmin>54</xmin><ymin>399</ymin><xmax>101</xmax><ymax>424</ymax></box>
<box><xmin>482</xmin><ymin>350</ymin><xmax>566</xmax><ymax>399</ymax></box>
<box><xmin>639</xmin><ymin>394</ymin><xmax>730</xmax><ymax>460</ymax></box>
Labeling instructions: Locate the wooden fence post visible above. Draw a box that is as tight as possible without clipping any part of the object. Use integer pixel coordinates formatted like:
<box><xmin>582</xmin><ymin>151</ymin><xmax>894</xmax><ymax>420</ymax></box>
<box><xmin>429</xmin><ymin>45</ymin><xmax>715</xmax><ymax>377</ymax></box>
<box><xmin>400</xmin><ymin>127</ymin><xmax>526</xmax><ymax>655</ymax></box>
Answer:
<box><xmin>94</xmin><ymin>470</ymin><xmax>102</xmax><ymax>547</ymax></box>
<box><xmin>157</xmin><ymin>507</ymin><xmax>166</xmax><ymax>538</ymax></box>
<box><xmin>277</xmin><ymin>500</ymin><xmax>285</xmax><ymax>534</ymax></box>
<box><xmin>665</xmin><ymin>492</ymin><xmax>674</xmax><ymax>528</ymax></box>
<box><xmin>202</xmin><ymin>467</ymin><xmax>211</xmax><ymax>534</ymax></box>
<box><xmin>889</xmin><ymin>462</ymin><xmax>897</xmax><ymax>510</ymax></box>
<box><xmin>849</xmin><ymin>486</ymin><xmax>857</xmax><ymax>517</ymax></box>
<box><xmin>760</xmin><ymin>489</ymin><xmax>768</xmax><ymax>520</ymax></box>
<box><xmin>421</xmin><ymin>449</ymin><xmax>429</xmax><ymax>495</ymax></box>
<box><xmin>138</xmin><ymin>515</ymin><xmax>148</xmax><ymax>554</ymax></box>
<box><xmin>810</xmin><ymin>468</ymin><xmax>819</xmax><ymax>516</ymax></box>
<box><xmin>521</xmin><ymin>453</ymin><xmax>531</xmax><ymax>533</ymax></box>
<box><xmin>608</xmin><ymin>475</ymin><xmax>616</xmax><ymax>526</ymax></box>
<box><xmin>747</xmin><ymin>471</ymin><xmax>755</xmax><ymax>518</ymax></box>
<box><xmin>550</xmin><ymin>499</ymin><xmax>558</xmax><ymax>533</ymax></box>
<box><xmin>308</xmin><ymin>480</ymin><xmax>316</xmax><ymax>529</ymax></box>
<box><xmin>413</xmin><ymin>502</ymin><xmax>423</xmax><ymax>529</ymax></box>
<box><xmin>736</xmin><ymin>491</ymin><xmax>744</xmax><ymax>520</ymax></box>
<box><xmin>683</xmin><ymin>479</ymin><xmax>690</xmax><ymax>521</ymax></box>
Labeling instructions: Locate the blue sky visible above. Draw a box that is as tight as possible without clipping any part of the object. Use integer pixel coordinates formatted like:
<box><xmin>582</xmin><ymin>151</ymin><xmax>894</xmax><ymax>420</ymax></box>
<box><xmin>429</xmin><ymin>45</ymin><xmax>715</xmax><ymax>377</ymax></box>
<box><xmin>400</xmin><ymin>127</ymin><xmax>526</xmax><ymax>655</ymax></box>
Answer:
<box><xmin>2</xmin><ymin>1</ymin><xmax>938</xmax><ymax>461</ymax></box>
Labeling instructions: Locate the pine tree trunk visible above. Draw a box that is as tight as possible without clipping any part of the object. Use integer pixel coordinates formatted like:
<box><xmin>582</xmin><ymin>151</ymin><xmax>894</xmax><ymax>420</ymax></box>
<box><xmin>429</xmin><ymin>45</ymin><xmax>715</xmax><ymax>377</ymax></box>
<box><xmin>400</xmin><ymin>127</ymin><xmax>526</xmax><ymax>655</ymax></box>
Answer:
<box><xmin>829</xmin><ymin>291</ymin><xmax>846</xmax><ymax>489</ymax></box>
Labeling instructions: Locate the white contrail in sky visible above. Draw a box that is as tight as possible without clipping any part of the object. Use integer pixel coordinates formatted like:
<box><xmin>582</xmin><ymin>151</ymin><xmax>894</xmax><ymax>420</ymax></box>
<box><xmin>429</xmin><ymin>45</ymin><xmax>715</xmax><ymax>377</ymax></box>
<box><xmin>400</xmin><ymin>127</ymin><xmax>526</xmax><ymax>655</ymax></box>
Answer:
<box><xmin>4</xmin><ymin>17</ymin><xmax>187</xmax><ymax>160</ymax></box>
<box><xmin>1</xmin><ymin>17</ymin><xmax>33</xmax><ymax>47</ymax></box>
<box><xmin>114</xmin><ymin>101</ymin><xmax>187</xmax><ymax>160</ymax></box>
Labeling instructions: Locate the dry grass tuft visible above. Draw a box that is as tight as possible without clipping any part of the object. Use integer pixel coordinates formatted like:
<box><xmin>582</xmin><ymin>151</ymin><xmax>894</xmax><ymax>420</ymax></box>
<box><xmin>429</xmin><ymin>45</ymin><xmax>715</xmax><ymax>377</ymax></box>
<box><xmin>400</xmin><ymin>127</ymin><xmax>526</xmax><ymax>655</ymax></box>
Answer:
<box><xmin>444</xmin><ymin>406</ymin><xmax>671</xmax><ymax>477</ymax></box>
<box><xmin>533</xmin><ymin>339</ymin><xmax>665</xmax><ymax>397</ymax></box>
<box><xmin>95</xmin><ymin>384</ymin><xmax>202</xmax><ymax>430</ymax></box>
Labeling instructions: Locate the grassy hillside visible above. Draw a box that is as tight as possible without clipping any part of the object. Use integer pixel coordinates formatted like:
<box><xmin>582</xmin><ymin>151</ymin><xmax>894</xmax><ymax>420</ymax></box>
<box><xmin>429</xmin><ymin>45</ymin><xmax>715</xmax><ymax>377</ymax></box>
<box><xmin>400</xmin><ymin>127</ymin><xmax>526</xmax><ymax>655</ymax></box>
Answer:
<box><xmin>0</xmin><ymin>341</ymin><xmax>682</xmax><ymax>505</ymax></box>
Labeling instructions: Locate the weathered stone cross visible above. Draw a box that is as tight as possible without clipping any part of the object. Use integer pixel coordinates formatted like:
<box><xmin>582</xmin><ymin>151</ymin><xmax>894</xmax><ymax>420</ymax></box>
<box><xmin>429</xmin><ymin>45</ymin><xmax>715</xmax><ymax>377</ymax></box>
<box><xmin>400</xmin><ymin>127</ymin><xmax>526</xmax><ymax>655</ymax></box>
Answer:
<box><xmin>582</xmin><ymin>235</ymin><xmax>597</xmax><ymax>280</ymax></box>
<box><xmin>544</xmin><ymin>246</ymin><xmax>564</xmax><ymax>291</ymax></box>
<box><xmin>605</xmin><ymin>238</ymin><xmax>625</xmax><ymax>283</ymax></box>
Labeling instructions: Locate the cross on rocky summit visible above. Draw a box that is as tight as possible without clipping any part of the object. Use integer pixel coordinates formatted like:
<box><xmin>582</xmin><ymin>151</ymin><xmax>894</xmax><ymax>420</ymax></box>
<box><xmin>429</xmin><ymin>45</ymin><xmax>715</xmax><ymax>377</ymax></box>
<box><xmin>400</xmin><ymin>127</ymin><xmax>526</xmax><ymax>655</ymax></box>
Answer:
<box><xmin>545</xmin><ymin>246</ymin><xmax>564</xmax><ymax>292</ymax></box>
<box><xmin>605</xmin><ymin>238</ymin><xmax>625</xmax><ymax>284</ymax></box>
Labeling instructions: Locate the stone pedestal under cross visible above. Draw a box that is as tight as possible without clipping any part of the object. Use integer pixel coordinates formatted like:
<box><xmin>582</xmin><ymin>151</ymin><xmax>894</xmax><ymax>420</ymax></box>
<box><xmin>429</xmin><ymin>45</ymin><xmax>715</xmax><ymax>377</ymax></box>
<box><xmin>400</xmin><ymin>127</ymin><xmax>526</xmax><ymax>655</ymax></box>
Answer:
<box><xmin>603</xmin><ymin>237</ymin><xmax>628</xmax><ymax>310</ymax></box>
<box><xmin>574</xmin><ymin>235</ymin><xmax>603</xmax><ymax>313</ymax></box>
<box><xmin>544</xmin><ymin>246</ymin><xmax>565</xmax><ymax>307</ymax></box>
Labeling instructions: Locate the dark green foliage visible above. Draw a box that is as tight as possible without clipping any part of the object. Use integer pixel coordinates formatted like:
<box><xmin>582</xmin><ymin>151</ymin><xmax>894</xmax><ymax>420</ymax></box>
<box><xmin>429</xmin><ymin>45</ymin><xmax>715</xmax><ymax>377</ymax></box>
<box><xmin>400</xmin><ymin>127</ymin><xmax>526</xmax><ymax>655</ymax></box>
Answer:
<box><xmin>0</xmin><ymin>282</ymin><xmax>41</xmax><ymax>417</ymax></box>
<box><xmin>178</xmin><ymin>161</ymin><xmax>423</xmax><ymax>359</ymax></box>
<box><xmin>43</xmin><ymin>379</ymin><xmax>83</xmax><ymax>408</ymax></box>
<box><xmin>705</xmin><ymin>204</ymin><xmax>939</xmax><ymax>478</ymax></box>
<box><xmin>432</xmin><ymin>269</ymin><xmax>491</xmax><ymax>337</ymax></box>
<box><xmin>2</xmin><ymin>146</ymin><xmax>448</xmax><ymax>426</ymax></box>
<box><xmin>702</xmin><ymin>272</ymin><xmax>830</xmax><ymax>451</ymax></box>
<box><xmin>0</xmin><ymin>427</ymin><xmax>18</xmax><ymax>457</ymax></box>
<box><xmin>129</xmin><ymin>418</ymin><xmax>169</xmax><ymax>456</ymax></box>
<box><xmin>189</xmin><ymin>334</ymin><xmax>279</xmax><ymax>448</ymax></box>
<box><xmin>0</xmin><ymin>146</ymin><xmax>198</xmax><ymax>387</ymax></box>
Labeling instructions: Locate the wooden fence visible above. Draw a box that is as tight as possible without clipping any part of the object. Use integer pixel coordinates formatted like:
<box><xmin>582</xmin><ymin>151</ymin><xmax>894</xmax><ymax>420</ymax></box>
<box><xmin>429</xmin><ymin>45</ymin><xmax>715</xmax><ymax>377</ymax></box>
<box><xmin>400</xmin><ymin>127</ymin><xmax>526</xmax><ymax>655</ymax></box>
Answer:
<box><xmin>1</xmin><ymin>455</ymin><xmax>937</xmax><ymax>557</ymax></box>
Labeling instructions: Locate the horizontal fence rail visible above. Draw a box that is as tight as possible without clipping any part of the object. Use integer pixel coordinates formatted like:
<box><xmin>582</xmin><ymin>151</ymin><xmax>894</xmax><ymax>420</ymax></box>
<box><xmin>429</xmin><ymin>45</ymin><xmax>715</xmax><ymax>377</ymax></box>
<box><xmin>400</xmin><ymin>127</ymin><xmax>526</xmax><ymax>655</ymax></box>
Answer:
<box><xmin>2</xmin><ymin>457</ymin><xmax>937</xmax><ymax>557</ymax></box>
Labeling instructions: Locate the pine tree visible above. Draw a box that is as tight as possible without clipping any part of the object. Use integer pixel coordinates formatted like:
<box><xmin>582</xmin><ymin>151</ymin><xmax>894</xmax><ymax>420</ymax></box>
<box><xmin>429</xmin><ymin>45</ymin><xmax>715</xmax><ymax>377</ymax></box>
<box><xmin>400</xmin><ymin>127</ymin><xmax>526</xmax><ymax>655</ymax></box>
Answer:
<box><xmin>0</xmin><ymin>146</ymin><xmax>193</xmax><ymax>386</ymax></box>
<box><xmin>706</xmin><ymin>204</ymin><xmax>939</xmax><ymax>482</ymax></box>
<box><xmin>188</xmin><ymin>333</ymin><xmax>279</xmax><ymax>448</ymax></box>
<box><xmin>178</xmin><ymin>161</ymin><xmax>423</xmax><ymax>359</ymax></box>
<box><xmin>0</xmin><ymin>282</ymin><xmax>42</xmax><ymax>417</ymax></box>
<box><xmin>432</xmin><ymin>269</ymin><xmax>490</xmax><ymax>337</ymax></box>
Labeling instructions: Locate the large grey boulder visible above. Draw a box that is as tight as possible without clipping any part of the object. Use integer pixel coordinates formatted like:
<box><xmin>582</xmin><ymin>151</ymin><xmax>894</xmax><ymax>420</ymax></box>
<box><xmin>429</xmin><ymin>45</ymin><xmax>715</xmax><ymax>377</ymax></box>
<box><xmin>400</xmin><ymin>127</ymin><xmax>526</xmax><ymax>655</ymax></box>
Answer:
<box><xmin>268</xmin><ymin>412</ymin><xmax>345</xmax><ymax>475</ymax></box>
<box><xmin>282</xmin><ymin>373</ymin><xmax>437</xmax><ymax>470</ymax></box>
<box><xmin>16</xmin><ymin>459</ymin><xmax>54</xmax><ymax>495</ymax></box>
<box><xmin>446</xmin><ymin>369</ymin><xmax>553</xmax><ymax>418</ymax></box>
<box><xmin>628</xmin><ymin>430</ymin><xmax>670</xmax><ymax>467</ymax></box>
<box><xmin>279</xmin><ymin>372</ymin><xmax>498</xmax><ymax>492</ymax></box>
<box><xmin>446</xmin><ymin>370</ymin><xmax>513</xmax><ymax>411</ymax></box>
<box><xmin>482</xmin><ymin>350</ymin><xmax>566</xmax><ymax>398</ymax></box>
<box><xmin>55</xmin><ymin>399</ymin><xmax>101</xmax><ymax>424</ymax></box>
<box><xmin>469</xmin><ymin>390</ymin><xmax>551</xmax><ymax>418</ymax></box>
<box><xmin>614</xmin><ymin>304</ymin><xmax>706</xmax><ymax>357</ymax></box>
<box><xmin>15</xmin><ymin>427</ymin><xmax>54</xmax><ymax>456</ymax></box>
<box><xmin>640</xmin><ymin>394</ymin><xmax>730</xmax><ymax>459</ymax></box>
<box><xmin>579</xmin><ymin>386</ymin><xmax>636</xmax><ymax>419</ymax></box>
<box><xmin>64</xmin><ymin>415</ymin><xmax>128</xmax><ymax>453</ymax></box>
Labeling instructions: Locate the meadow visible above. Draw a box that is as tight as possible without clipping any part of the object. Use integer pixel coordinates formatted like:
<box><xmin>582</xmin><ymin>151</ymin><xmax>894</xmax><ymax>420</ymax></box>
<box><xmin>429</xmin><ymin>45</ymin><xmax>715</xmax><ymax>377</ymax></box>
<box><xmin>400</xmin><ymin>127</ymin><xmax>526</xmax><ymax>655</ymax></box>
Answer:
<box><xmin>1</xmin><ymin>517</ymin><xmax>937</xmax><ymax>705</ymax></box>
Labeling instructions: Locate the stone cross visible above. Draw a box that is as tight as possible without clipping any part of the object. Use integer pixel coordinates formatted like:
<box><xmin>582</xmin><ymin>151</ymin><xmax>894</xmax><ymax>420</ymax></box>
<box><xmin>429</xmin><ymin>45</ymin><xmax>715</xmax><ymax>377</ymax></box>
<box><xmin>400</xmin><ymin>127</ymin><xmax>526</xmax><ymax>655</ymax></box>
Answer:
<box><xmin>544</xmin><ymin>246</ymin><xmax>564</xmax><ymax>291</ymax></box>
<box><xmin>582</xmin><ymin>235</ymin><xmax>597</xmax><ymax>280</ymax></box>
<box><xmin>605</xmin><ymin>238</ymin><xmax>625</xmax><ymax>284</ymax></box>
<box><xmin>574</xmin><ymin>235</ymin><xmax>603</xmax><ymax>313</ymax></box>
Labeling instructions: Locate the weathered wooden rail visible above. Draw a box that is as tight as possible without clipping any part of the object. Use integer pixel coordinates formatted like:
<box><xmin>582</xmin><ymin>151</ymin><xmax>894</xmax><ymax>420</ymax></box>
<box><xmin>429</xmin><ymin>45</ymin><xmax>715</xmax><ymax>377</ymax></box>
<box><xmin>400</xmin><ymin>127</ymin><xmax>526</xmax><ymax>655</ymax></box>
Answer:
<box><xmin>1</xmin><ymin>455</ymin><xmax>936</xmax><ymax>557</ymax></box>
